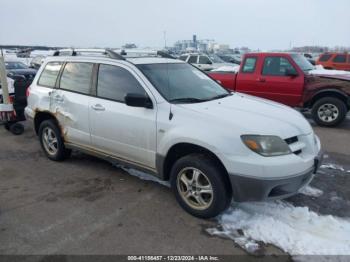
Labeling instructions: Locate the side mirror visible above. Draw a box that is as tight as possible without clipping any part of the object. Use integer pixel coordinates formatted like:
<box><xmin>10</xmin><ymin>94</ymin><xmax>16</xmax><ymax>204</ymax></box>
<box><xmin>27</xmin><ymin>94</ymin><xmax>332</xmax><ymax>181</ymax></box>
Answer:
<box><xmin>125</xmin><ymin>93</ymin><xmax>153</xmax><ymax>109</ymax></box>
<box><xmin>285</xmin><ymin>68</ymin><xmax>298</xmax><ymax>77</ymax></box>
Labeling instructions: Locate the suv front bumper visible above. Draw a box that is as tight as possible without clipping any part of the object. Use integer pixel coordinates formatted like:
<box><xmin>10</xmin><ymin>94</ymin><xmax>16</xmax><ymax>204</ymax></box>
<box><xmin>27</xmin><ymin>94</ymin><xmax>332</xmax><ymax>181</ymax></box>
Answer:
<box><xmin>229</xmin><ymin>151</ymin><xmax>324</xmax><ymax>202</ymax></box>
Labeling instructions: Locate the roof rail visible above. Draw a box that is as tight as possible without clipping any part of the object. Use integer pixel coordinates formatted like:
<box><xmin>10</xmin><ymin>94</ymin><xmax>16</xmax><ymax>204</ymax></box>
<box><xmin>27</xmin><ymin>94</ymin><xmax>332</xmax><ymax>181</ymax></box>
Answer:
<box><xmin>53</xmin><ymin>48</ymin><xmax>125</xmax><ymax>60</ymax></box>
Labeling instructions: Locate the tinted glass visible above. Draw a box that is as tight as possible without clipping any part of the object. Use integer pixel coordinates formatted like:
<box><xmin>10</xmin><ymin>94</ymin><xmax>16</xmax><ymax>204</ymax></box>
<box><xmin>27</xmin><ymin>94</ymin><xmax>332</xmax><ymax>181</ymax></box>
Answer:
<box><xmin>38</xmin><ymin>62</ymin><xmax>62</xmax><ymax>87</ymax></box>
<box><xmin>199</xmin><ymin>56</ymin><xmax>211</xmax><ymax>64</ymax></box>
<box><xmin>333</xmin><ymin>55</ymin><xmax>346</xmax><ymax>63</ymax></box>
<box><xmin>319</xmin><ymin>54</ymin><xmax>332</xmax><ymax>62</ymax></box>
<box><xmin>242</xmin><ymin>57</ymin><xmax>257</xmax><ymax>73</ymax></box>
<box><xmin>262</xmin><ymin>57</ymin><xmax>297</xmax><ymax>76</ymax></box>
<box><xmin>137</xmin><ymin>63</ymin><xmax>228</xmax><ymax>103</ymax></box>
<box><xmin>179</xmin><ymin>55</ymin><xmax>187</xmax><ymax>61</ymax></box>
<box><xmin>60</xmin><ymin>63</ymin><xmax>93</xmax><ymax>94</ymax></box>
<box><xmin>188</xmin><ymin>56</ymin><xmax>198</xmax><ymax>64</ymax></box>
<box><xmin>97</xmin><ymin>64</ymin><xmax>145</xmax><ymax>102</ymax></box>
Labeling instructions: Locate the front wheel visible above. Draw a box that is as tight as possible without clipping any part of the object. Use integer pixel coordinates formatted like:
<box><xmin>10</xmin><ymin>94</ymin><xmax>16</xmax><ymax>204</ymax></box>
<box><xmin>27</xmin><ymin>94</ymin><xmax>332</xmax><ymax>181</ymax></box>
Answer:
<box><xmin>170</xmin><ymin>154</ymin><xmax>232</xmax><ymax>218</ymax></box>
<box><xmin>311</xmin><ymin>97</ymin><xmax>347</xmax><ymax>127</ymax></box>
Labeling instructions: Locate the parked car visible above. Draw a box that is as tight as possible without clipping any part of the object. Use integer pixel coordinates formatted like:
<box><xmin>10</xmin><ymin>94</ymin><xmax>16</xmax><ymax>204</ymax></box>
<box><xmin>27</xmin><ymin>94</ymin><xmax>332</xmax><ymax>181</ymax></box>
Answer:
<box><xmin>316</xmin><ymin>52</ymin><xmax>350</xmax><ymax>71</ymax></box>
<box><xmin>26</xmin><ymin>50</ymin><xmax>322</xmax><ymax>218</ymax></box>
<box><xmin>208</xmin><ymin>52</ymin><xmax>350</xmax><ymax>127</ymax></box>
<box><xmin>178</xmin><ymin>53</ymin><xmax>236</xmax><ymax>71</ymax></box>
<box><xmin>5</xmin><ymin>61</ymin><xmax>37</xmax><ymax>82</ymax></box>
<box><xmin>30</xmin><ymin>56</ymin><xmax>45</xmax><ymax>69</ymax></box>
<box><xmin>217</xmin><ymin>54</ymin><xmax>242</xmax><ymax>65</ymax></box>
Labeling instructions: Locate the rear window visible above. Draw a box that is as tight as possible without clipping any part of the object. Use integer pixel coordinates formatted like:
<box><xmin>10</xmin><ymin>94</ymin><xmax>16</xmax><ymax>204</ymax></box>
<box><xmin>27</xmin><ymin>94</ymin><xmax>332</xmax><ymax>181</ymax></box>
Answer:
<box><xmin>59</xmin><ymin>62</ymin><xmax>93</xmax><ymax>94</ymax></box>
<box><xmin>38</xmin><ymin>62</ymin><xmax>62</xmax><ymax>87</ymax></box>
<box><xmin>242</xmin><ymin>57</ymin><xmax>257</xmax><ymax>73</ymax></box>
<box><xmin>319</xmin><ymin>54</ymin><xmax>332</xmax><ymax>62</ymax></box>
<box><xmin>179</xmin><ymin>55</ymin><xmax>187</xmax><ymax>61</ymax></box>
<box><xmin>188</xmin><ymin>55</ymin><xmax>198</xmax><ymax>64</ymax></box>
<box><xmin>333</xmin><ymin>54</ymin><xmax>346</xmax><ymax>63</ymax></box>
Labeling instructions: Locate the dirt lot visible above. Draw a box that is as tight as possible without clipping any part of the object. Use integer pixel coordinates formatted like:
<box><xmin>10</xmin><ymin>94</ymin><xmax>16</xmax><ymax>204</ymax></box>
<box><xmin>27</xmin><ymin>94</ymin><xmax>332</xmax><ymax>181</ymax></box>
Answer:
<box><xmin>0</xmin><ymin>115</ymin><xmax>349</xmax><ymax>257</ymax></box>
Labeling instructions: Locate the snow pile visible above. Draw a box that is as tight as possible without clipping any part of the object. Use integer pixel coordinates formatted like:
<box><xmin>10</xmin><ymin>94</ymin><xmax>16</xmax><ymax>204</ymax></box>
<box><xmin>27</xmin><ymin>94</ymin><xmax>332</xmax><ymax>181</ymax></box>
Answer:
<box><xmin>299</xmin><ymin>186</ymin><xmax>323</xmax><ymax>197</ymax></box>
<box><xmin>114</xmin><ymin>165</ymin><xmax>170</xmax><ymax>187</ymax></box>
<box><xmin>321</xmin><ymin>163</ymin><xmax>345</xmax><ymax>172</ymax></box>
<box><xmin>211</xmin><ymin>65</ymin><xmax>240</xmax><ymax>73</ymax></box>
<box><xmin>208</xmin><ymin>201</ymin><xmax>350</xmax><ymax>255</ymax></box>
<box><xmin>309</xmin><ymin>65</ymin><xmax>350</xmax><ymax>76</ymax></box>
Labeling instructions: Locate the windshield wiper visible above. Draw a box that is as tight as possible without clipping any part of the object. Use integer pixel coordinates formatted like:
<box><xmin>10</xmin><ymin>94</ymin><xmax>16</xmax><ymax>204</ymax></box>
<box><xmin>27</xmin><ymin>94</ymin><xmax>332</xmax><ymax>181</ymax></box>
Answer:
<box><xmin>207</xmin><ymin>93</ymin><xmax>232</xmax><ymax>101</ymax></box>
<box><xmin>169</xmin><ymin>98</ymin><xmax>207</xmax><ymax>104</ymax></box>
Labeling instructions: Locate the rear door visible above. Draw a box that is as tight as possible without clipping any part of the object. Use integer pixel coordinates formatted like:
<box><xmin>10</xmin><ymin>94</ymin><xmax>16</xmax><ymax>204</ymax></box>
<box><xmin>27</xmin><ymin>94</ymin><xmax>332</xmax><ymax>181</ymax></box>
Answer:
<box><xmin>89</xmin><ymin>63</ymin><xmax>157</xmax><ymax>169</ymax></box>
<box><xmin>249</xmin><ymin>55</ymin><xmax>304</xmax><ymax>106</ymax></box>
<box><xmin>50</xmin><ymin>62</ymin><xmax>93</xmax><ymax>146</ymax></box>
<box><xmin>331</xmin><ymin>54</ymin><xmax>348</xmax><ymax>70</ymax></box>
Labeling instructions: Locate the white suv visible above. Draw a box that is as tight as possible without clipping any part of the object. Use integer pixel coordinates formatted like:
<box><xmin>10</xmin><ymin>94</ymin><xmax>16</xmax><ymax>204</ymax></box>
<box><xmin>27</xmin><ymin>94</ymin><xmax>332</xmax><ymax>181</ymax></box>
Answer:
<box><xmin>179</xmin><ymin>53</ymin><xmax>234</xmax><ymax>71</ymax></box>
<box><xmin>25</xmin><ymin>49</ymin><xmax>323</xmax><ymax>218</ymax></box>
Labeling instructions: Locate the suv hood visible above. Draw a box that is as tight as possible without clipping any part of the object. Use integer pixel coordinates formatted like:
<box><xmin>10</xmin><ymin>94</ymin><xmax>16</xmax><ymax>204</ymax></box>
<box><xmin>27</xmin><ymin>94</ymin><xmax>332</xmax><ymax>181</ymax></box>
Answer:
<box><xmin>178</xmin><ymin>93</ymin><xmax>312</xmax><ymax>138</ymax></box>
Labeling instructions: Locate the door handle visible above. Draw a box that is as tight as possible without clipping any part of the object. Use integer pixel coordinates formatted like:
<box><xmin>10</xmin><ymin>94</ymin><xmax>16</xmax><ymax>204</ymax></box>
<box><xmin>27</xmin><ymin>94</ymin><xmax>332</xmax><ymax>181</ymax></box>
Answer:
<box><xmin>257</xmin><ymin>78</ymin><xmax>266</xmax><ymax>82</ymax></box>
<box><xmin>91</xmin><ymin>104</ymin><xmax>105</xmax><ymax>111</ymax></box>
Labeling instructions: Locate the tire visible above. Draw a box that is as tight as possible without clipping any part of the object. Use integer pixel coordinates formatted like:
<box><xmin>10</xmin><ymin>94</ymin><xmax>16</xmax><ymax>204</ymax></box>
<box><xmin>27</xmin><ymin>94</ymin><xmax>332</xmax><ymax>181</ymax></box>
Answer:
<box><xmin>38</xmin><ymin>120</ymin><xmax>71</xmax><ymax>161</ymax></box>
<box><xmin>311</xmin><ymin>97</ymin><xmax>347</xmax><ymax>127</ymax></box>
<box><xmin>9</xmin><ymin>123</ymin><xmax>24</xmax><ymax>135</ymax></box>
<box><xmin>3</xmin><ymin>123</ymin><xmax>10</xmax><ymax>131</ymax></box>
<box><xmin>170</xmin><ymin>154</ymin><xmax>232</xmax><ymax>218</ymax></box>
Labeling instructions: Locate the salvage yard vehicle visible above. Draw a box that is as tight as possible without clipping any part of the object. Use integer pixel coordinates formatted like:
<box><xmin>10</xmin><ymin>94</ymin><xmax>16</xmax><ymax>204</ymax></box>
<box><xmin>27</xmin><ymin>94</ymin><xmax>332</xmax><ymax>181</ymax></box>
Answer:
<box><xmin>5</xmin><ymin>61</ymin><xmax>37</xmax><ymax>82</ymax></box>
<box><xmin>179</xmin><ymin>53</ymin><xmax>235</xmax><ymax>71</ymax></box>
<box><xmin>208</xmin><ymin>53</ymin><xmax>350</xmax><ymax>127</ymax></box>
<box><xmin>316</xmin><ymin>52</ymin><xmax>350</xmax><ymax>71</ymax></box>
<box><xmin>25</xmin><ymin>49</ymin><xmax>323</xmax><ymax>218</ymax></box>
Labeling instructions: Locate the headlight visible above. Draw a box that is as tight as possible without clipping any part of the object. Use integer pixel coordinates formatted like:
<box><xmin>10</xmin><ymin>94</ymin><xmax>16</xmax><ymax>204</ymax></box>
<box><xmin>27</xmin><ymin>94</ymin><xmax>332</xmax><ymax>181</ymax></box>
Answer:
<box><xmin>241</xmin><ymin>135</ymin><xmax>292</xmax><ymax>157</ymax></box>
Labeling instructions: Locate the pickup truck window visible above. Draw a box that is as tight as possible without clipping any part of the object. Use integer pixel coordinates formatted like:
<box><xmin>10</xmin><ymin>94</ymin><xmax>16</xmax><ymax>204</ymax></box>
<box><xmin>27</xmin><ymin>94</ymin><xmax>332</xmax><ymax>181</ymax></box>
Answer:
<box><xmin>137</xmin><ymin>63</ymin><xmax>228</xmax><ymax>103</ymax></box>
<box><xmin>242</xmin><ymin>57</ymin><xmax>257</xmax><ymax>73</ymax></box>
<box><xmin>333</xmin><ymin>54</ymin><xmax>346</xmax><ymax>63</ymax></box>
<box><xmin>188</xmin><ymin>56</ymin><xmax>198</xmax><ymax>64</ymax></box>
<box><xmin>262</xmin><ymin>57</ymin><xmax>297</xmax><ymax>76</ymax></box>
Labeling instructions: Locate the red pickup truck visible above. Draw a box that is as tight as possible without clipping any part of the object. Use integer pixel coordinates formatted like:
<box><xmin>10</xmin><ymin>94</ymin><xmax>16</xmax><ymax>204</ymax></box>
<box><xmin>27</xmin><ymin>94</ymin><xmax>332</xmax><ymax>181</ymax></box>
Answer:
<box><xmin>208</xmin><ymin>53</ymin><xmax>350</xmax><ymax>127</ymax></box>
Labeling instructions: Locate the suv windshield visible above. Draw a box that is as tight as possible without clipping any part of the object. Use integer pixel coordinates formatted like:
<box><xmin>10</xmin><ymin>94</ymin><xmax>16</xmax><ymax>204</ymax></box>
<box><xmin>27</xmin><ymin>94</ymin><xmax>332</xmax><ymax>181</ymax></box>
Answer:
<box><xmin>137</xmin><ymin>63</ymin><xmax>230</xmax><ymax>103</ymax></box>
<box><xmin>291</xmin><ymin>54</ymin><xmax>314</xmax><ymax>72</ymax></box>
<box><xmin>5</xmin><ymin>61</ymin><xmax>28</xmax><ymax>70</ymax></box>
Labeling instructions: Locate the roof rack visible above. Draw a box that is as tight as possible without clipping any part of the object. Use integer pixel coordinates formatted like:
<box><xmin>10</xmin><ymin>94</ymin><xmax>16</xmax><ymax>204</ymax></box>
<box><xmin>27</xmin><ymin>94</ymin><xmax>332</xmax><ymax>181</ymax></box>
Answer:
<box><xmin>52</xmin><ymin>48</ymin><xmax>176</xmax><ymax>61</ymax></box>
<box><xmin>53</xmin><ymin>48</ymin><xmax>125</xmax><ymax>60</ymax></box>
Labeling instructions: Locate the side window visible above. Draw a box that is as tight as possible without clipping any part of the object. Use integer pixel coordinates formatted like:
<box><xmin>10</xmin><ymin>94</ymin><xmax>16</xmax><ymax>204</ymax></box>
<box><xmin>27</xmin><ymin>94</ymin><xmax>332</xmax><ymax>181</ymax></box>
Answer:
<box><xmin>97</xmin><ymin>64</ymin><xmax>145</xmax><ymax>102</ymax></box>
<box><xmin>242</xmin><ymin>57</ymin><xmax>257</xmax><ymax>73</ymax></box>
<box><xmin>179</xmin><ymin>55</ymin><xmax>187</xmax><ymax>61</ymax></box>
<box><xmin>262</xmin><ymin>57</ymin><xmax>296</xmax><ymax>76</ymax></box>
<box><xmin>188</xmin><ymin>55</ymin><xmax>198</xmax><ymax>64</ymax></box>
<box><xmin>333</xmin><ymin>54</ymin><xmax>346</xmax><ymax>63</ymax></box>
<box><xmin>319</xmin><ymin>54</ymin><xmax>332</xmax><ymax>62</ymax></box>
<box><xmin>59</xmin><ymin>62</ymin><xmax>93</xmax><ymax>94</ymax></box>
<box><xmin>38</xmin><ymin>62</ymin><xmax>62</xmax><ymax>87</ymax></box>
<box><xmin>198</xmin><ymin>56</ymin><xmax>212</xmax><ymax>64</ymax></box>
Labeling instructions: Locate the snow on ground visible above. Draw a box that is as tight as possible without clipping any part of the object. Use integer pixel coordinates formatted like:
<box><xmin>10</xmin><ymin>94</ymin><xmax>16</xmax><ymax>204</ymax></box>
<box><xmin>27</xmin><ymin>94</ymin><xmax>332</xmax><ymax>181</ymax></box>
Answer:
<box><xmin>211</xmin><ymin>65</ymin><xmax>240</xmax><ymax>73</ymax></box>
<box><xmin>299</xmin><ymin>185</ymin><xmax>323</xmax><ymax>197</ymax></box>
<box><xmin>207</xmin><ymin>200</ymin><xmax>350</xmax><ymax>256</ymax></box>
<box><xmin>321</xmin><ymin>163</ymin><xmax>346</xmax><ymax>172</ymax></box>
<box><xmin>309</xmin><ymin>65</ymin><xmax>350</xmax><ymax>76</ymax></box>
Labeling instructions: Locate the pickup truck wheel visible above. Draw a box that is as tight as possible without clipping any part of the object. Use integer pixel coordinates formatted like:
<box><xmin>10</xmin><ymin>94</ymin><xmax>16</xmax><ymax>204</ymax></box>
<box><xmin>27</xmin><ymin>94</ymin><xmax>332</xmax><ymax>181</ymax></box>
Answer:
<box><xmin>312</xmin><ymin>97</ymin><xmax>347</xmax><ymax>127</ymax></box>
<box><xmin>170</xmin><ymin>154</ymin><xmax>231</xmax><ymax>218</ymax></box>
<box><xmin>38</xmin><ymin>120</ymin><xmax>70</xmax><ymax>161</ymax></box>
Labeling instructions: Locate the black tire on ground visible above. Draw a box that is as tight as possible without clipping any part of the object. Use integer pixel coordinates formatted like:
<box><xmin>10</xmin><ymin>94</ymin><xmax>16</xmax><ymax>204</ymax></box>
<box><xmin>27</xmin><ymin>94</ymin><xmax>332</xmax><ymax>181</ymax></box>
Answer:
<box><xmin>170</xmin><ymin>154</ymin><xmax>232</xmax><ymax>218</ymax></box>
<box><xmin>9</xmin><ymin>123</ymin><xmax>24</xmax><ymax>135</ymax></box>
<box><xmin>4</xmin><ymin>123</ymin><xmax>10</xmax><ymax>131</ymax></box>
<box><xmin>311</xmin><ymin>97</ymin><xmax>347</xmax><ymax>127</ymax></box>
<box><xmin>38</xmin><ymin>120</ymin><xmax>71</xmax><ymax>161</ymax></box>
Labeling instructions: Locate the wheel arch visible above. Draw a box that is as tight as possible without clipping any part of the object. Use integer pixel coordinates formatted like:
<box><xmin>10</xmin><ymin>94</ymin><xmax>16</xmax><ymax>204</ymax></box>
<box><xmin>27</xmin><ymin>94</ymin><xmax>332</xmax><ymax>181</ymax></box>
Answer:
<box><xmin>306</xmin><ymin>89</ymin><xmax>350</xmax><ymax>110</ymax></box>
<box><xmin>158</xmin><ymin>142</ymin><xmax>230</xmax><ymax>183</ymax></box>
<box><xmin>34</xmin><ymin>111</ymin><xmax>59</xmax><ymax>135</ymax></box>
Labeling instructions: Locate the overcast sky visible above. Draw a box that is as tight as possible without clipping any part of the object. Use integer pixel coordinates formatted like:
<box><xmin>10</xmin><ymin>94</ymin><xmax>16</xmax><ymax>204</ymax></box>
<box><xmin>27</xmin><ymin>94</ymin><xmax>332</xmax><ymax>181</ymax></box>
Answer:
<box><xmin>1</xmin><ymin>0</ymin><xmax>349</xmax><ymax>50</ymax></box>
